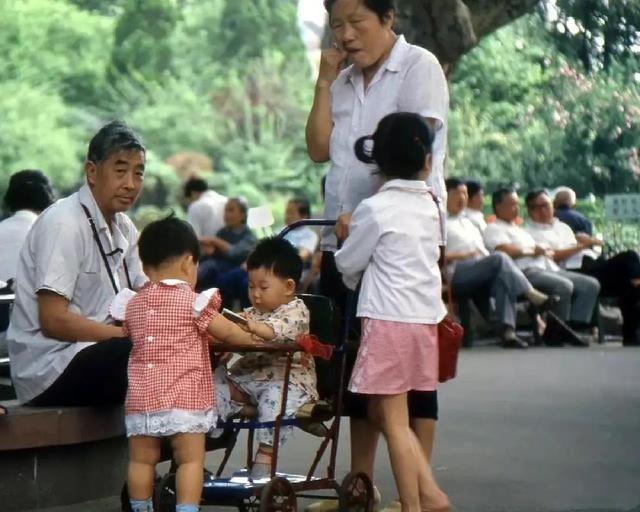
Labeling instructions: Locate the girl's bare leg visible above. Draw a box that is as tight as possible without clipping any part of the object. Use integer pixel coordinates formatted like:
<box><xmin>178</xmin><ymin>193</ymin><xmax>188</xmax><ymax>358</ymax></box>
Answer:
<box><xmin>128</xmin><ymin>436</ymin><xmax>161</xmax><ymax>501</ymax></box>
<box><xmin>171</xmin><ymin>433</ymin><xmax>206</xmax><ymax>506</ymax></box>
<box><xmin>370</xmin><ymin>395</ymin><xmax>449</xmax><ymax>512</ymax></box>
<box><xmin>410</xmin><ymin>418</ymin><xmax>435</xmax><ymax>462</ymax></box>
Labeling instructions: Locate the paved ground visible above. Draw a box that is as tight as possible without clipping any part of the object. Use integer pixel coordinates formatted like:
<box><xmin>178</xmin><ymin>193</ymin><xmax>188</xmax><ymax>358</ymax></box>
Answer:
<box><xmin>25</xmin><ymin>344</ymin><xmax>640</xmax><ymax>512</ymax></box>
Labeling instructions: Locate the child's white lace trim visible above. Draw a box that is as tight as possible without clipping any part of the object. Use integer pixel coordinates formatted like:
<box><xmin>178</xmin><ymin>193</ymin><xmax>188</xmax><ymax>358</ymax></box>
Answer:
<box><xmin>193</xmin><ymin>288</ymin><xmax>220</xmax><ymax>316</ymax></box>
<box><xmin>109</xmin><ymin>288</ymin><xmax>137</xmax><ymax>321</ymax></box>
<box><xmin>125</xmin><ymin>408</ymin><xmax>217</xmax><ymax>437</ymax></box>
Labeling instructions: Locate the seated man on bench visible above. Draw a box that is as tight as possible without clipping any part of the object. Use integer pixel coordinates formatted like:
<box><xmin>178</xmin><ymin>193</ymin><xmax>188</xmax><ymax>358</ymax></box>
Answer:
<box><xmin>445</xmin><ymin>178</ymin><xmax>553</xmax><ymax>348</ymax></box>
<box><xmin>7</xmin><ymin>121</ymin><xmax>147</xmax><ymax>406</ymax></box>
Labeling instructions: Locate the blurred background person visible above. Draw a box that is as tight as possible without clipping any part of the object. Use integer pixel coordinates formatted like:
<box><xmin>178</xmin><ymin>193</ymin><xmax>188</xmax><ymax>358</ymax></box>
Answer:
<box><xmin>465</xmin><ymin>179</ymin><xmax>487</xmax><ymax>233</ymax></box>
<box><xmin>0</xmin><ymin>170</ymin><xmax>55</xmax><ymax>356</ymax></box>
<box><xmin>184</xmin><ymin>176</ymin><xmax>227</xmax><ymax>244</ymax></box>
<box><xmin>553</xmin><ymin>186</ymin><xmax>593</xmax><ymax>236</ymax></box>
<box><xmin>196</xmin><ymin>197</ymin><xmax>257</xmax><ymax>307</ymax></box>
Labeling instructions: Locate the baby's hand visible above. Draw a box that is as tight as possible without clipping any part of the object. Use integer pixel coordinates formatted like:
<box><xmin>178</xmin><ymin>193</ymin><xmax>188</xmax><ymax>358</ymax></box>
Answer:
<box><xmin>245</xmin><ymin>318</ymin><xmax>260</xmax><ymax>334</ymax></box>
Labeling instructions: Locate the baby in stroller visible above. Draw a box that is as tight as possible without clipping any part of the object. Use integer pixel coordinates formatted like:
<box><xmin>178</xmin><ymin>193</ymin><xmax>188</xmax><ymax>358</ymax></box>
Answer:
<box><xmin>215</xmin><ymin>237</ymin><xmax>319</xmax><ymax>478</ymax></box>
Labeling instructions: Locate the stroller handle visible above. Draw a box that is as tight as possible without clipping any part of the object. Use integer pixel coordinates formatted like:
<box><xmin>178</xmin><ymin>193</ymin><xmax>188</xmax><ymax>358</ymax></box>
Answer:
<box><xmin>277</xmin><ymin>219</ymin><xmax>336</xmax><ymax>240</ymax></box>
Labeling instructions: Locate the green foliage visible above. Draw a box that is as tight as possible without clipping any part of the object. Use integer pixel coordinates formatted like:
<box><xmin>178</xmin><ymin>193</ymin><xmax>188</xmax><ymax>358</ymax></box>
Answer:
<box><xmin>1</xmin><ymin>0</ymin><xmax>637</xmax><ymax>225</ymax></box>
<box><xmin>0</xmin><ymin>0</ymin><xmax>113</xmax><ymax>106</ymax></box>
<box><xmin>545</xmin><ymin>0</ymin><xmax>640</xmax><ymax>73</ymax></box>
<box><xmin>450</xmin><ymin>14</ymin><xmax>640</xmax><ymax>197</ymax></box>
<box><xmin>215</xmin><ymin>0</ymin><xmax>306</xmax><ymax>63</ymax></box>
<box><xmin>108</xmin><ymin>0</ymin><xmax>178</xmax><ymax>85</ymax></box>
<box><xmin>0</xmin><ymin>81</ymin><xmax>85</xmax><ymax>196</ymax></box>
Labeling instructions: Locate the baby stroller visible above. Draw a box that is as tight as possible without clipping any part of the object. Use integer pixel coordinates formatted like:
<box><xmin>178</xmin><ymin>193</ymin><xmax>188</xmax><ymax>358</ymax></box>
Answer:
<box><xmin>122</xmin><ymin>220</ymin><xmax>374</xmax><ymax>512</ymax></box>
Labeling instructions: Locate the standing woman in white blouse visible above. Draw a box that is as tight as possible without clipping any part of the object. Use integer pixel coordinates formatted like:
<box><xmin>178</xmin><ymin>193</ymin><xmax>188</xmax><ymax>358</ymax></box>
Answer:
<box><xmin>305</xmin><ymin>0</ymin><xmax>449</xmax><ymax>505</ymax></box>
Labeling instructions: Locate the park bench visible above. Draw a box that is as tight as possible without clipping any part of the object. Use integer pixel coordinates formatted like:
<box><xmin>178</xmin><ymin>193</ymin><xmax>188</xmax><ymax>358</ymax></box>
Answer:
<box><xmin>0</xmin><ymin>399</ymin><xmax>128</xmax><ymax>511</ymax></box>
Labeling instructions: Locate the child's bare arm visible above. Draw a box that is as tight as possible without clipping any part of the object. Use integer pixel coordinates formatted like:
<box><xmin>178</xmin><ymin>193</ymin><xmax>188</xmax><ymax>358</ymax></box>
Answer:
<box><xmin>207</xmin><ymin>315</ymin><xmax>267</xmax><ymax>346</ymax></box>
<box><xmin>246</xmin><ymin>319</ymin><xmax>276</xmax><ymax>341</ymax></box>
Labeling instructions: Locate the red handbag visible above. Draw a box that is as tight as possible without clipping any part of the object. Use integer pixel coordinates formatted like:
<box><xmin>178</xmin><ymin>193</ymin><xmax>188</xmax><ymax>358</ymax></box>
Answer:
<box><xmin>430</xmin><ymin>193</ymin><xmax>464</xmax><ymax>383</ymax></box>
<box><xmin>437</xmin><ymin>298</ymin><xmax>464</xmax><ymax>383</ymax></box>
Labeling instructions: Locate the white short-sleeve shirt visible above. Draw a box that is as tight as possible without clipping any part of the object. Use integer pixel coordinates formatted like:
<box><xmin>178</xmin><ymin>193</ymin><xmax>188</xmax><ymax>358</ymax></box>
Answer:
<box><xmin>445</xmin><ymin>213</ymin><xmax>489</xmax><ymax>277</ymax></box>
<box><xmin>334</xmin><ymin>179</ymin><xmax>446</xmax><ymax>324</ymax></box>
<box><xmin>7</xmin><ymin>184</ymin><xmax>147</xmax><ymax>403</ymax></box>
<box><xmin>0</xmin><ymin>210</ymin><xmax>38</xmax><ymax>282</ymax></box>
<box><xmin>464</xmin><ymin>208</ymin><xmax>487</xmax><ymax>233</ymax></box>
<box><xmin>323</xmin><ymin>35</ymin><xmax>449</xmax><ymax>251</ymax></box>
<box><xmin>483</xmin><ymin>219</ymin><xmax>559</xmax><ymax>272</ymax></box>
<box><xmin>186</xmin><ymin>190</ymin><xmax>227</xmax><ymax>238</ymax></box>
<box><xmin>526</xmin><ymin>219</ymin><xmax>598</xmax><ymax>270</ymax></box>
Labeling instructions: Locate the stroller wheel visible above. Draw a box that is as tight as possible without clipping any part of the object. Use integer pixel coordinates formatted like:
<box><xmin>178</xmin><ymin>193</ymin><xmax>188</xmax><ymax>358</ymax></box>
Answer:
<box><xmin>239</xmin><ymin>495</ymin><xmax>260</xmax><ymax>512</ymax></box>
<box><xmin>259</xmin><ymin>476</ymin><xmax>297</xmax><ymax>512</ymax></box>
<box><xmin>338</xmin><ymin>472</ymin><xmax>374</xmax><ymax>512</ymax></box>
<box><xmin>155</xmin><ymin>473</ymin><xmax>177</xmax><ymax>512</ymax></box>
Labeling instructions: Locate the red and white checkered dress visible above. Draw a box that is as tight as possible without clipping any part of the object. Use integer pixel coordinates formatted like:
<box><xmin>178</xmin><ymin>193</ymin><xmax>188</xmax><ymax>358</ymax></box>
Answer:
<box><xmin>121</xmin><ymin>280</ymin><xmax>220</xmax><ymax>437</ymax></box>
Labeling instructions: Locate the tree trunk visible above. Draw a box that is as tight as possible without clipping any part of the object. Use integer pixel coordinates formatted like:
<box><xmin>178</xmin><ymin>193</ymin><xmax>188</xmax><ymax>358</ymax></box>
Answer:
<box><xmin>395</xmin><ymin>0</ymin><xmax>541</xmax><ymax>72</ymax></box>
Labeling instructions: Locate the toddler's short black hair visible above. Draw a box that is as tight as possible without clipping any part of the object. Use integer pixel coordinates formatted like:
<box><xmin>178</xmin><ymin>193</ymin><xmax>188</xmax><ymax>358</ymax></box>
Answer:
<box><xmin>138</xmin><ymin>214</ymin><xmax>200</xmax><ymax>268</ymax></box>
<box><xmin>246</xmin><ymin>237</ymin><xmax>302</xmax><ymax>283</ymax></box>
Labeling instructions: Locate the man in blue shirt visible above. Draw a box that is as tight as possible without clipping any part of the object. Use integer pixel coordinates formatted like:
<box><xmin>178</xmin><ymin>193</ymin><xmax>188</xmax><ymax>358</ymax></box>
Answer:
<box><xmin>553</xmin><ymin>186</ymin><xmax>593</xmax><ymax>235</ymax></box>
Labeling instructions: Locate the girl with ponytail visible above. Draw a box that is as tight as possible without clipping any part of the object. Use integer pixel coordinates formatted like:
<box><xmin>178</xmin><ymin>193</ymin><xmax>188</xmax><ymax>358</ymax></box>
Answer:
<box><xmin>335</xmin><ymin>112</ymin><xmax>450</xmax><ymax>512</ymax></box>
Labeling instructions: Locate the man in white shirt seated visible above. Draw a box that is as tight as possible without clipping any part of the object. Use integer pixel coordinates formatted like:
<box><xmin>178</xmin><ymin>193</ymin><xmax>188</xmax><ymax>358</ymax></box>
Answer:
<box><xmin>464</xmin><ymin>179</ymin><xmax>487</xmax><ymax>233</ymax></box>
<box><xmin>484</xmin><ymin>187</ymin><xmax>600</xmax><ymax>346</ymax></box>
<box><xmin>525</xmin><ymin>189</ymin><xmax>640</xmax><ymax>346</ymax></box>
<box><xmin>445</xmin><ymin>179</ymin><xmax>552</xmax><ymax>349</ymax></box>
<box><xmin>7</xmin><ymin>121</ymin><xmax>148</xmax><ymax>406</ymax></box>
<box><xmin>184</xmin><ymin>177</ymin><xmax>227</xmax><ymax>244</ymax></box>
<box><xmin>283</xmin><ymin>198</ymin><xmax>319</xmax><ymax>264</ymax></box>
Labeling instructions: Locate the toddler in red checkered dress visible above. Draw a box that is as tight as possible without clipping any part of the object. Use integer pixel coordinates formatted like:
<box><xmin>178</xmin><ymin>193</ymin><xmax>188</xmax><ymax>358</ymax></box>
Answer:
<box><xmin>110</xmin><ymin>216</ymin><xmax>266</xmax><ymax>512</ymax></box>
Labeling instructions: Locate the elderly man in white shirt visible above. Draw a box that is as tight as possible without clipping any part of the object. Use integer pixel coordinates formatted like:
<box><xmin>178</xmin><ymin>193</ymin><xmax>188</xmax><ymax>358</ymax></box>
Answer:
<box><xmin>184</xmin><ymin>176</ymin><xmax>227</xmax><ymax>241</ymax></box>
<box><xmin>445</xmin><ymin>179</ymin><xmax>552</xmax><ymax>349</ymax></box>
<box><xmin>484</xmin><ymin>187</ymin><xmax>599</xmax><ymax>345</ymax></box>
<box><xmin>7</xmin><ymin>121</ymin><xmax>147</xmax><ymax>406</ymax></box>
<box><xmin>526</xmin><ymin>189</ymin><xmax>640</xmax><ymax>346</ymax></box>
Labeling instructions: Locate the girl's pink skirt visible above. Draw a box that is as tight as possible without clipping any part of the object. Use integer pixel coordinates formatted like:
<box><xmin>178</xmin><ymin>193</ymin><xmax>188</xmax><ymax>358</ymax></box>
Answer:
<box><xmin>348</xmin><ymin>318</ymin><xmax>439</xmax><ymax>395</ymax></box>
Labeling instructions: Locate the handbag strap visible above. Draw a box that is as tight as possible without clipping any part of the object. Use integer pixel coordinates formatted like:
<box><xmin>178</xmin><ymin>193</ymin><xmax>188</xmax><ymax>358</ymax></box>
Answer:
<box><xmin>80</xmin><ymin>204</ymin><xmax>133</xmax><ymax>294</ymax></box>
<box><xmin>427</xmin><ymin>191</ymin><xmax>454</xmax><ymax>315</ymax></box>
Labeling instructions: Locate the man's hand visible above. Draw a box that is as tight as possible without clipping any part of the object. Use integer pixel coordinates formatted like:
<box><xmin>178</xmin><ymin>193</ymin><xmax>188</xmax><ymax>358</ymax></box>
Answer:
<box><xmin>533</xmin><ymin>245</ymin><xmax>547</xmax><ymax>257</ymax></box>
<box><xmin>335</xmin><ymin>212</ymin><xmax>353</xmax><ymax>242</ymax></box>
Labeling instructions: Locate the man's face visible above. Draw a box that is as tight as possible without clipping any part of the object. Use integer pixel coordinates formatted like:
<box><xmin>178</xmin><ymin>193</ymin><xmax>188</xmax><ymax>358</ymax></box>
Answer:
<box><xmin>86</xmin><ymin>149</ymin><xmax>145</xmax><ymax>219</ymax></box>
<box><xmin>495</xmin><ymin>192</ymin><xmax>520</xmax><ymax>223</ymax></box>
<box><xmin>468</xmin><ymin>189</ymin><xmax>484</xmax><ymax>210</ymax></box>
<box><xmin>527</xmin><ymin>193</ymin><xmax>554</xmax><ymax>224</ymax></box>
<box><xmin>446</xmin><ymin>185</ymin><xmax>468</xmax><ymax>216</ymax></box>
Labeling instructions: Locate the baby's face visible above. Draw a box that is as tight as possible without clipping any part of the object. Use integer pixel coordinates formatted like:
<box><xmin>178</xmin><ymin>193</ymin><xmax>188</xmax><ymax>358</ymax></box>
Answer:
<box><xmin>247</xmin><ymin>267</ymin><xmax>294</xmax><ymax>313</ymax></box>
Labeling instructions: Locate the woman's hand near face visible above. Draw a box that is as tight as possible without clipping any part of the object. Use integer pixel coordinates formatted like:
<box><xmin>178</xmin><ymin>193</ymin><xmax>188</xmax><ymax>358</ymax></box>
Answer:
<box><xmin>317</xmin><ymin>47</ymin><xmax>348</xmax><ymax>88</ymax></box>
